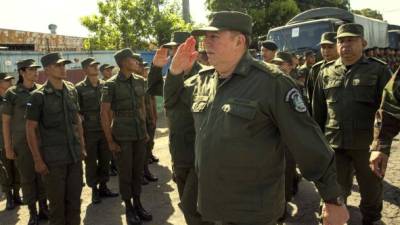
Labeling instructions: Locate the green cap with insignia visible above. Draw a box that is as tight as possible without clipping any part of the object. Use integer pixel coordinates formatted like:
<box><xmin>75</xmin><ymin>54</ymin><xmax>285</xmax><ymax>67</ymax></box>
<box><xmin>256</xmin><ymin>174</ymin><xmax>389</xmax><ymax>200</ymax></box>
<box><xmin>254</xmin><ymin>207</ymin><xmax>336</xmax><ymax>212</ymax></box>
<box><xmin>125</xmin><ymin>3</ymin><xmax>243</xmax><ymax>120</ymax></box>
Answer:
<box><xmin>17</xmin><ymin>59</ymin><xmax>41</xmax><ymax>70</ymax></box>
<box><xmin>114</xmin><ymin>48</ymin><xmax>141</xmax><ymax>65</ymax></box>
<box><xmin>319</xmin><ymin>32</ymin><xmax>337</xmax><ymax>45</ymax></box>
<box><xmin>336</xmin><ymin>23</ymin><xmax>364</xmax><ymax>38</ymax></box>
<box><xmin>163</xmin><ymin>31</ymin><xmax>190</xmax><ymax>48</ymax></box>
<box><xmin>191</xmin><ymin>11</ymin><xmax>252</xmax><ymax>36</ymax></box>
<box><xmin>81</xmin><ymin>57</ymin><xmax>100</xmax><ymax>68</ymax></box>
<box><xmin>272</xmin><ymin>52</ymin><xmax>293</xmax><ymax>64</ymax></box>
<box><xmin>41</xmin><ymin>52</ymin><xmax>72</xmax><ymax>67</ymax></box>
<box><xmin>99</xmin><ymin>64</ymin><xmax>115</xmax><ymax>72</ymax></box>
<box><xmin>0</xmin><ymin>72</ymin><xmax>14</xmax><ymax>81</ymax></box>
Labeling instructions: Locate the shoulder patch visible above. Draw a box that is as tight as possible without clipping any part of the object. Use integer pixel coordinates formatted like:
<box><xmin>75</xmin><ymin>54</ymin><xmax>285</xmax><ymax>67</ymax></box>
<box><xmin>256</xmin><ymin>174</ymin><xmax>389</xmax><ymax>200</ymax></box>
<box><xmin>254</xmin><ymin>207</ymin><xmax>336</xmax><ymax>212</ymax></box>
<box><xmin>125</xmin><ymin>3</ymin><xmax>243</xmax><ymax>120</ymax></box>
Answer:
<box><xmin>285</xmin><ymin>88</ymin><xmax>307</xmax><ymax>113</ymax></box>
<box><xmin>370</xmin><ymin>57</ymin><xmax>387</xmax><ymax>65</ymax></box>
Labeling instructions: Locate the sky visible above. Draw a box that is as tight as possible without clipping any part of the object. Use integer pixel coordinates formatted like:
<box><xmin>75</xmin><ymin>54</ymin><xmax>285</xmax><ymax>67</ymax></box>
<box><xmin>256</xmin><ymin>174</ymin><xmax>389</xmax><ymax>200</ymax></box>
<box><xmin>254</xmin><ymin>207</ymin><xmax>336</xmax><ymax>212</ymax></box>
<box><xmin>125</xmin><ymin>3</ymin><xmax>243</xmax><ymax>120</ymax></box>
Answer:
<box><xmin>0</xmin><ymin>0</ymin><xmax>398</xmax><ymax>37</ymax></box>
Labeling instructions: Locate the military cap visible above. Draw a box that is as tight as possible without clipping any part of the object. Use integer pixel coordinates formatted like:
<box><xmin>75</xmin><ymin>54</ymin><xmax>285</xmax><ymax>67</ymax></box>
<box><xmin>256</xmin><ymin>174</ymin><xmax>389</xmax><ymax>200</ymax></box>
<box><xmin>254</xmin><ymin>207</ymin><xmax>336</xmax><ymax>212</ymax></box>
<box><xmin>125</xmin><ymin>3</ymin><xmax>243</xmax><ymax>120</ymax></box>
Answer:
<box><xmin>0</xmin><ymin>72</ymin><xmax>14</xmax><ymax>81</ymax></box>
<box><xmin>319</xmin><ymin>32</ymin><xmax>337</xmax><ymax>45</ymax></box>
<box><xmin>41</xmin><ymin>52</ymin><xmax>72</xmax><ymax>67</ymax></box>
<box><xmin>304</xmin><ymin>50</ymin><xmax>316</xmax><ymax>58</ymax></box>
<box><xmin>81</xmin><ymin>57</ymin><xmax>100</xmax><ymax>68</ymax></box>
<box><xmin>261</xmin><ymin>40</ymin><xmax>278</xmax><ymax>51</ymax></box>
<box><xmin>114</xmin><ymin>48</ymin><xmax>141</xmax><ymax>65</ymax></box>
<box><xmin>191</xmin><ymin>11</ymin><xmax>252</xmax><ymax>36</ymax></box>
<box><xmin>99</xmin><ymin>64</ymin><xmax>115</xmax><ymax>72</ymax></box>
<box><xmin>336</xmin><ymin>23</ymin><xmax>364</xmax><ymax>38</ymax></box>
<box><xmin>272</xmin><ymin>52</ymin><xmax>293</xmax><ymax>64</ymax></box>
<box><xmin>163</xmin><ymin>31</ymin><xmax>191</xmax><ymax>48</ymax></box>
<box><xmin>17</xmin><ymin>59</ymin><xmax>41</xmax><ymax>70</ymax></box>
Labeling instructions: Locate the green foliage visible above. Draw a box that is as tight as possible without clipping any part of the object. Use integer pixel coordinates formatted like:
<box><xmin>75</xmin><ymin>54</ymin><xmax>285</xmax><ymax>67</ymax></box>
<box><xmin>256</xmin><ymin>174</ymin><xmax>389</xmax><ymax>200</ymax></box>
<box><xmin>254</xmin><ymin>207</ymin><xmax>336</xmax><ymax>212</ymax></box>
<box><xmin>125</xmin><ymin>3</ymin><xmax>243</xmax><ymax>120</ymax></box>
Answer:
<box><xmin>205</xmin><ymin>0</ymin><xmax>350</xmax><ymax>40</ymax></box>
<box><xmin>81</xmin><ymin>0</ymin><xmax>191</xmax><ymax>50</ymax></box>
<box><xmin>352</xmin><ymin>8</ymin><xmax>384</xmax><ymax>20</ymax></box>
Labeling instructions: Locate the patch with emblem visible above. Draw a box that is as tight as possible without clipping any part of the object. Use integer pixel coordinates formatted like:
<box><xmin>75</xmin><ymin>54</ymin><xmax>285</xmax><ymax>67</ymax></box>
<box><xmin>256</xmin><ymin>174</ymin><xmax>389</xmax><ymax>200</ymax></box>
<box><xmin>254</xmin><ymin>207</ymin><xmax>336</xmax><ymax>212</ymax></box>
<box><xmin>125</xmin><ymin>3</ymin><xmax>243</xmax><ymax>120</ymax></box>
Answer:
<box><xmin>285</xmin><ymin>88</ymin><xmax>307</xmax><ymax>113</ymax></box>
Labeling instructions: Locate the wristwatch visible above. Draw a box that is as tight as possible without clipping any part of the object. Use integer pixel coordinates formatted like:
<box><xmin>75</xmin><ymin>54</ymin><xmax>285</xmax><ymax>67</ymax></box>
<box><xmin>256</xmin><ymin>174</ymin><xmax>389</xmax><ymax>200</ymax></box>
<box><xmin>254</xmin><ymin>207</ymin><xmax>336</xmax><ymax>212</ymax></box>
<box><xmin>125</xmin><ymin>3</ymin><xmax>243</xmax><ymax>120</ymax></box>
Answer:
<box><xmin>324</xmin><ymin>196</ymin><xmax>345</xmax><ymax>206</ymax></box>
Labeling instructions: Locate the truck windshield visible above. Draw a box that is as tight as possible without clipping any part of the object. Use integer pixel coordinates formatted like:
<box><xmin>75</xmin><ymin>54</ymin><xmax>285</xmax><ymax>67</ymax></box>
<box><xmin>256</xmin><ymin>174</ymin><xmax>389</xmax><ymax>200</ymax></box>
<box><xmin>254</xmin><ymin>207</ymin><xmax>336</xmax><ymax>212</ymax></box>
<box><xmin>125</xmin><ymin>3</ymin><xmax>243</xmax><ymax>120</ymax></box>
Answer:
<box><xmin>267</xmin><ymin>21</ymin><xmax>332</xmax><ymax>52</ymax></box>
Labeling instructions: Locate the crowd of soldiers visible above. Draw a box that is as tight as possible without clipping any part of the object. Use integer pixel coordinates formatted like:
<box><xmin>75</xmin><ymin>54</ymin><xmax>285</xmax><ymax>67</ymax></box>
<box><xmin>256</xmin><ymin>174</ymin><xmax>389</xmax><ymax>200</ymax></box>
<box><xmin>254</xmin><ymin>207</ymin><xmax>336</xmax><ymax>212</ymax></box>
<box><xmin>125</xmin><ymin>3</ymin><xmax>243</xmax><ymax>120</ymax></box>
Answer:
<box><xmin>0</xmin><ymin>9</ymin><xmax>399</xmax><ymax>225</ymax></box>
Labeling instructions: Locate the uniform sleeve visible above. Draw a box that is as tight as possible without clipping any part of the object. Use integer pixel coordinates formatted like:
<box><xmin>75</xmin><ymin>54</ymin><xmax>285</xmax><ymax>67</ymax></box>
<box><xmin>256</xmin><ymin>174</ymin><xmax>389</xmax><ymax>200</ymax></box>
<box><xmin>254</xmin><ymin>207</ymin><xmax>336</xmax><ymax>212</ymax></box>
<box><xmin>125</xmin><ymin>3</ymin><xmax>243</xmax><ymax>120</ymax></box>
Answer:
<box><xmin>370</xmin><ymin>72</ymin><xmax>400</xmax><ymax>156</ymax></box>
<box><xmin>2</xmin><ymin>90</ymin><xmax>15</xmax><ymax>116</ymax></box>
<box><xmin>269</xmin><ymin>75</ymin><xmax>341</xmax><ymax>201</ymax></box>
<box><xmin>26</xmin><ymin>92</ymin><xmax>43</xmax><ymax>121</ymax></box>
<box><xmin>146</xmin><ymin>64</ymin><xmax>164</xmax><ymax>96</ymax></box>
<box><xmin>312</xmin><ymin>72</ymin><xmax>328</xmax><ymax>131</ymax></box>
<box><xmin>101</xmin><ymin>81</ymin><xmax>114</xmax><ymax>103</ymax></box>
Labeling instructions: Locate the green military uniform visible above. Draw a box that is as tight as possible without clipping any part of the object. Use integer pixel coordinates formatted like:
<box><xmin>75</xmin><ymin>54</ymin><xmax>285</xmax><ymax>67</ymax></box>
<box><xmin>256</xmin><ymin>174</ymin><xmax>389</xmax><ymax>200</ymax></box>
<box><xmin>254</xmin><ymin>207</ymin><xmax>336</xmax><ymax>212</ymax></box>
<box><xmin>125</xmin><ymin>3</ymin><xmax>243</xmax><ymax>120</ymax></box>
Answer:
<box><xmin>101</xmin><ymin>66</ymin><xmax>147</xmax><ymax>202</ymax></box>
<box><xmin>76</xmin><ymin>76</ymin><xmax>111</xmax><ymax>189</ymax></box>
<box><xmin>170</xmin><ymin>51</ymin><xmax>341</xmax><ymax>224</ymax></box>
<box><xmin>26</xmin><ymin>53</ymin><xmax>83</xmax><ymax>225</ymax></box>
<box><xmin>3</xmin><ymin>82</ymin><xmax>47</xmax><ymax>206</ymax></box>
<box><xmin>148</xmin><ymin>31</ymin><xmax>212</xmax><ymax>225</ymax></box>
<box><xmin>312</xmin><ymin>23</ymin><xmax>392</xmax><ymax>224</ymax></box>
<box><xmin>370</xmin><ymin>66</ymin><xmax>400</xmax><ymax>156</ymax></box>
<box><xmin>167</xmin><ymin>12</ymin><xmax>343</xmax><ymax>224</ymax></box>
<box><xmin>0</xmin><ymin>73</ymin><xmax>21</xmax><ymax>209</ymax></box>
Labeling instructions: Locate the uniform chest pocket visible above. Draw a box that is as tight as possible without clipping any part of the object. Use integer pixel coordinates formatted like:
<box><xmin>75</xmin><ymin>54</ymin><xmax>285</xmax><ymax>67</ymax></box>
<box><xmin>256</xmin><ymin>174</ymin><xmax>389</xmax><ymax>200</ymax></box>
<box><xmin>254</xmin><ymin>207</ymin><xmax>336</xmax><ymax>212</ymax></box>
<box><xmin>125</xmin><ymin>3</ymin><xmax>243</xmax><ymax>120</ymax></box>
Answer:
<box><xmin>43</xmin><ymin>100</ymin><xmax>63</xmax><ymax>128</ymax></box>
<box><xmin>323</xmin><ymin>79</ymin><xmax>343</xmax><ymax>102</ymax></box>
<box><xmin>134</xmin><ymin>85</ymin><xmax>145</xmax><ymax>97</ymax></box>
<box><xmin>352</xmin><ymin>78</ymin><xmax>377</xmax><ymax>104</ymax></box>
<box><xmin>191</xmin><ymin>96</ymin><xmax>209</xmax><ymax>113</ymax></box>
<box><xmin>221</xmin><ymin>98</ymin><xmax>258</xmax><ymax>139</ymax></box>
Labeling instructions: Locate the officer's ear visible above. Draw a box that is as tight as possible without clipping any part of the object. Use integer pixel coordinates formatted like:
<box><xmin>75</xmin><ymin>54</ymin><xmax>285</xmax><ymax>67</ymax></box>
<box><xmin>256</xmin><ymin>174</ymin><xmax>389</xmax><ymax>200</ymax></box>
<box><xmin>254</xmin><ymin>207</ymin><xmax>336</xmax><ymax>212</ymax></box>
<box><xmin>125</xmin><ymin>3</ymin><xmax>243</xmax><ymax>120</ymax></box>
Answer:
<box><xmin>362</xmin><ymin>38</ymin><xmax>368</xmax><ymax>48</ymax></box>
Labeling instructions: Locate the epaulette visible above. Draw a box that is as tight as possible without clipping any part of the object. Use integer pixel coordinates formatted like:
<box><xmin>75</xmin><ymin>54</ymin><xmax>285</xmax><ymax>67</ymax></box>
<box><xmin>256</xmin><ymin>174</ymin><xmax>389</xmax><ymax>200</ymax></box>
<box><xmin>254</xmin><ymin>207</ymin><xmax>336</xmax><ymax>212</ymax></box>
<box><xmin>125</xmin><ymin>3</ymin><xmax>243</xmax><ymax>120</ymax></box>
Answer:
<box><xmin>370</xmin><ymin>57</ymin><xmax>387</xmax><ymax>65</ymax></box>
<box><xmin>251</xmin><ymin>60</ymin><xmax>281</xmax><ymax>77</ymax></box>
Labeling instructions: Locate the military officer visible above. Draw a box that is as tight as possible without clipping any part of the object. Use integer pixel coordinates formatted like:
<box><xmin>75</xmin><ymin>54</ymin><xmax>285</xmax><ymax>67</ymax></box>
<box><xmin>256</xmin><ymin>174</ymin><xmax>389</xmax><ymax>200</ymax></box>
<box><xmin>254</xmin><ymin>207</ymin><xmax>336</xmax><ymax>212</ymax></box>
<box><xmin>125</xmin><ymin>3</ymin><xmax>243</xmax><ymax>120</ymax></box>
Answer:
<box><xmin>260</xmin><ymin>40</ymin><xmax>278</xmax><ymax>63</ymax></box>
<box><xmin>3</xmin><ymin>59</ymin><xmax>48</xmax><ymax>224</ymax></box>
<box><xmin>100</xmin><ymin>64</ymin><xmax>115</xmax><ymax>81</ymax></box>
<box><xmin>26</xmin><ymin>52</ymin><xmax>86</xmax><ymax>225</ymax></box>
<box><xmin>147</xmin><ymin>31</ymin><xmax>212</xmax><ymax>225</ymax></box>
<box><xmin>369</xmin><ymin>66</ymin><xmax>400</xmax><ymax>180</ymax></box>
<box><xmin>298</xmin><ymin>50</ymin><xmax>316</xmax><ymax>86</ymax></box>
<box><xmin>170</xmin><ymin>11</ymin><xmax>349</xmax><ymax>225</ymax></box>
<box><xmin>0</xmin><ymin>72</ymin><xmax>21</xmax><ymax>210</ymax></box>
<box><xmin>101</xmin><ymin>48</ymin><xmax>152</xmax><ymax>225</ymax></box>
<box><xmin>76</xmin><ymin>57</ymin><xmax>118</xmax><ymax>204</ymax></box>
<box><xmin>313</xmin><ymin>24</ymin><xmax>392</xmax><ymax>225</ymax></box>
<box><xmin>305</xmin><ymin>32</ymin><xmax>339</xmax><ymax>110</ymax></box>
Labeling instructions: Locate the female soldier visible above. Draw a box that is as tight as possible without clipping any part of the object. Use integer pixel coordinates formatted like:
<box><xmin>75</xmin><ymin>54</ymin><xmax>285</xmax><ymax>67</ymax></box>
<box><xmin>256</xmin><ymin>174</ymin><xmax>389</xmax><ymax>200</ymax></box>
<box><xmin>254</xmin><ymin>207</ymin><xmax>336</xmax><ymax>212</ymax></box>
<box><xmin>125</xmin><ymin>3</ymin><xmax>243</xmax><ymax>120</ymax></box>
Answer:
<box><xmin>3</xmin><ymin>59</ymin><xmax>48</xmax><ymax>225</ymax></box>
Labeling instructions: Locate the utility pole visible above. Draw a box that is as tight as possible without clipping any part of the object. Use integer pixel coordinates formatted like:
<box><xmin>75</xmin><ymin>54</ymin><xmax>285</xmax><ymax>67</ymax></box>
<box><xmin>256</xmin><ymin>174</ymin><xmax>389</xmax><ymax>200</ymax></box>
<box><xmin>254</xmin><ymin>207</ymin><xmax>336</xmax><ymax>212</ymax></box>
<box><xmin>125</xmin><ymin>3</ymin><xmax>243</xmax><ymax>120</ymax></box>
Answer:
<box><xmin>182</xmin><ymin>0</ymin><xmax>191</xmax><ymax>23</ymax></box>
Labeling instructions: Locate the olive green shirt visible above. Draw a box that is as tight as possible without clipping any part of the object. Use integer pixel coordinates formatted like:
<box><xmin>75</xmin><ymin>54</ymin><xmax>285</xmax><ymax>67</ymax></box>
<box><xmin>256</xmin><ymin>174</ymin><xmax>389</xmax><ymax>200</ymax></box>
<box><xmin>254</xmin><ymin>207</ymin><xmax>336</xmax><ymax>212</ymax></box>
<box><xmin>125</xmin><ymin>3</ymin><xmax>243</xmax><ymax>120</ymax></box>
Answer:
<box><xmin>313</xmin><ymin>57</ymin><xmax>392</xmax><ymax>150</ymax></box>
<box><xmin>26</xmin><ymin>81</ymin><xmax>81</xmax><ymax>166</ymax></box>
<box><xmin>371</xmin><ymin>67</ymin><xmax>400</xmax><ymax>156</ymax></box>
<box><xmin>305</xmin><ymin>60</ymin><xmax>326</xmax><ymax>109</ymax></box>
<box><xmin>167</xmin><ymin>52</ymin><xmax>341</xmax><ymax>223</ymax></box>
<box><xmin>101</xmin><ymin>72</ymin><xmax>146</xmax><ymax>141</ymax></box>
<box><xmin>75</xmin><ymin>77</ymin><xmax>104</xmax><ymax>132</ymax></box>
<box><xmin>3</xmin><ymin>83</ymin><xmax>39</xmax><ymax>149</ymax></box>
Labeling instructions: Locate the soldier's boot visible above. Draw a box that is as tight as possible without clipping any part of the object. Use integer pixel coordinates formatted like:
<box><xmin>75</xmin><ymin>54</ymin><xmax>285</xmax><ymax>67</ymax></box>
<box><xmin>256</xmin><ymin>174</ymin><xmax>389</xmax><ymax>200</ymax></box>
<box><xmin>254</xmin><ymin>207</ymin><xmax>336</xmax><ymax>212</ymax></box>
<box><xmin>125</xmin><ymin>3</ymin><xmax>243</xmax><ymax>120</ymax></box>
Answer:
<box><xmin>99</xmin><ymin>183</ymin><xmax>119</xmax><ymax>198</ymax></box>
<box><xmin>133</xmin><ymin>196</ymin><xmax>152</xmax><ymax>221</ymax></box>
<box><xmin>38</xmin><ymin>200</ymin><xmax>49</xmax><ymax>220</ymax></box>
<box><xmin>5</xmin><ymin>191</ymin><xmax>15</xmax><ymax>210</ymax></box>
<box><xmin>91</xmin><ymin>186</ymin><xmax>101</xmax><ymax>204</ymax></box>
<box><xmin>124</xmin><ymin>200</ymin><xmax>142</xmax><ymax>225</ymax></box>
<box><xmin>13</xmin><ymin>189</ymin><xmax>23</xmax><ymax>205</ymax></box>
<box><xmin>144</xmin><ymin>167</ymin><xmax>158</xmax><ymax>182</ymax></box>
<box><xmin>27</xmin><ymin>203</ymin><xmax>39</xmax><ymax>225</ymax></box>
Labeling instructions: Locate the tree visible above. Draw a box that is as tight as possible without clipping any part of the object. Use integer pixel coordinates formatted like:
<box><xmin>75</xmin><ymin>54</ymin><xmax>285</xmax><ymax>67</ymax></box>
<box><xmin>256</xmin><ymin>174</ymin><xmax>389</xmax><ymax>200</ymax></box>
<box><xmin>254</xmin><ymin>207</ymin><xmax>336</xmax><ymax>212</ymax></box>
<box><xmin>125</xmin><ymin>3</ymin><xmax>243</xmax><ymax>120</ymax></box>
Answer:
<box><xmin>205</xmin><ymin>0</ymin><xmax>300</xmax><ymax>39</ymax></box>
<box><xmin>296</xmin><ymin>0</ymin><xmax>349</xmax><ymax>11</ymax></box>
<box><xmin>81</xmin><ymin>0</ymin><xmax>191</xmax><ymax>50</ymax></box>
<box><xmin>351</xmin><ymin>8</ymin><xmax>384</xmax><ymax>20</ymax></box>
